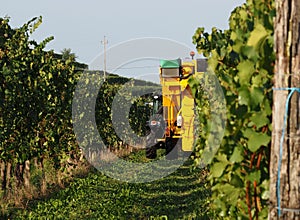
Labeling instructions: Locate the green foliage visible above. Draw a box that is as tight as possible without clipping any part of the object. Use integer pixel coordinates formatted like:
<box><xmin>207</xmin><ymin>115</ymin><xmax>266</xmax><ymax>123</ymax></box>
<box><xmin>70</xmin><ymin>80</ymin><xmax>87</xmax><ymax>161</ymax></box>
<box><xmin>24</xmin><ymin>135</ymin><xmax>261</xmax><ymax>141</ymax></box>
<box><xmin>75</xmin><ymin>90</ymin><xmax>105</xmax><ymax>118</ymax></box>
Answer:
<box><xmin>192</xmin><ymin>0</ymin><xmax>275</xmax><ymax>218</ymax></box>
<box><xmin>0</xmin><ymin>16</ymin><xmax>81</xmax><ymax>184</ymax></box>
<box><xmin>0</xmin><ymin>15</ymin><xmax>163</xmax><ymax>195</ymax></box>
<box><xmin>0</xmin><ymin>16</ymin><xmax>155</xmax><ymax>168</ymax></box>
<box><xmin>94</xmin><ymin>77</ymin><xmax>158</xmax><ymax>150</ymax></box>
<box><xmin>95</xmin><ymin>80</ymin><xmax>123</xmax><ymax>149</ymax></box>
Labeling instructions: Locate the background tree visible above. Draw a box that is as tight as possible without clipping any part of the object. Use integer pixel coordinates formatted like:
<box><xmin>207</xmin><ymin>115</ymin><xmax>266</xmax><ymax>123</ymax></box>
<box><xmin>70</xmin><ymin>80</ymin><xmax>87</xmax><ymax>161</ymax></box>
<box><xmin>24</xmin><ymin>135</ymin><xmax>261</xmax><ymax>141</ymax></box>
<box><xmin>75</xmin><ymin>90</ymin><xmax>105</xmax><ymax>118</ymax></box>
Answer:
<box><xmin>61</xmin><ymin>48</ymin><xmax>77</xmax><ymax>62</ymax></box>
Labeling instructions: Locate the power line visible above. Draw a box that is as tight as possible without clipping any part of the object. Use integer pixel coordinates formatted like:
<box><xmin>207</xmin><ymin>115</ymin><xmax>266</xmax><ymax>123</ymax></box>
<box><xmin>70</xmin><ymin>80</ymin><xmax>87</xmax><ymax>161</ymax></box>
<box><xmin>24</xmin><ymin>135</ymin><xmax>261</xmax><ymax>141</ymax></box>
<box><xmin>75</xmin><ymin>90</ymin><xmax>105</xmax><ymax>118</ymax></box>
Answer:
<box><xmin>101</xmin><ymin>36</ymin><xmax>108</xmax><ymax>81</ymax></box>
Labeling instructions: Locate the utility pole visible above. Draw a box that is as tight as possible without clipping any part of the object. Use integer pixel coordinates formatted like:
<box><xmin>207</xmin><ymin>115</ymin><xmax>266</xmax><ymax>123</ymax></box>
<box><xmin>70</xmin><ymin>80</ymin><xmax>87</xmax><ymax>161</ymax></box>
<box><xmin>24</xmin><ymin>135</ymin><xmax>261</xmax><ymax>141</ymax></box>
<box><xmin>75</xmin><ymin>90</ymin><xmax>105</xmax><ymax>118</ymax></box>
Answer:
<box><xmin>101</xmin><ymin>36</ymin><xmax>108</xmax><ymax>81</ymax></box>
<box><xmin>269</xmin><ymin>0</ymin><xmax>300</xmax><ymax>219</ymax></box>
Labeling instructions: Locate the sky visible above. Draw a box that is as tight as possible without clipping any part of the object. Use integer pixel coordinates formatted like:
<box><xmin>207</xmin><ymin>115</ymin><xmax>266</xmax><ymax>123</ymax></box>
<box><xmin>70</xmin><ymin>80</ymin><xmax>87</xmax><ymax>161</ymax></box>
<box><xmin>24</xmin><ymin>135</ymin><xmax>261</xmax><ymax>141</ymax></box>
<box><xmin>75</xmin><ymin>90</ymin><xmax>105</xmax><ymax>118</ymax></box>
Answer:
<box><xmin>2</xmin><ymin>0</ymin><xmax>245</xmax><ymax>80</ymax></box>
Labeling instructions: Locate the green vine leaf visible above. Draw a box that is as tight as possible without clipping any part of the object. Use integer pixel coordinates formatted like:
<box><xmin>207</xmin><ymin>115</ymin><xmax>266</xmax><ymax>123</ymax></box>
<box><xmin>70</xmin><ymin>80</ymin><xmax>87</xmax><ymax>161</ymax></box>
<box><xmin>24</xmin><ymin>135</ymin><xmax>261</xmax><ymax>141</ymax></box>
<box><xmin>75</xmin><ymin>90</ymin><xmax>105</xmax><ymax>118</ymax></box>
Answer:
<box><xmin>237</xmin><ymin>60</ymin><xmax>255</xmax><ymax>86</ymax></box>
<box><xmin>211</xmin><ymin>161</ymin><xmax>228</xmax><ymax>178</ymax></box>
<box><xmin>230</xmin><ymin>146</ymin><xmax>244</xmax><ymax>163</ymax></box>
<box><xmin>250</xmin><ymin>112</ymin><xmax>270</xmax><ymax>129</ymax></box>
<box><xmin>246</xmin><ymin>170</ymin><xmax>261</xmax><ymax>183</ymax></box>
<box><xmin>247</xmin><ymin>23</ymin><xmax>268</xmax><ymax>50</ymax></box>
<box><xmin>250</xmin><ymin>87</ymin><xmax>264</xmax><ymax>108</ymax></box>
<box><xmin>238</xmin><ymin>86</ymin><xmax>251</xmax><ymax>106</ymax></box>
<box><xmin>244</xmin><ymin>129</ymin><xmax>271</xmax><ymax>152</ymax></box>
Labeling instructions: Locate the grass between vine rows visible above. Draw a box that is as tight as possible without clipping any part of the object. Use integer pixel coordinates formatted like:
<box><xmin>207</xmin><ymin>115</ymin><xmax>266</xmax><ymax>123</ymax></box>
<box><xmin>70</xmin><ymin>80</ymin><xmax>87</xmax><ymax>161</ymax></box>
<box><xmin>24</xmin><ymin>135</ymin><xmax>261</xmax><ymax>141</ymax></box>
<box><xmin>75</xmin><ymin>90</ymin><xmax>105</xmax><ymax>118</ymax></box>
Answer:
<box><xmin>11</xmin><ymin>149</ymin><xmax>214</xmax><ymax>219</ymax></box>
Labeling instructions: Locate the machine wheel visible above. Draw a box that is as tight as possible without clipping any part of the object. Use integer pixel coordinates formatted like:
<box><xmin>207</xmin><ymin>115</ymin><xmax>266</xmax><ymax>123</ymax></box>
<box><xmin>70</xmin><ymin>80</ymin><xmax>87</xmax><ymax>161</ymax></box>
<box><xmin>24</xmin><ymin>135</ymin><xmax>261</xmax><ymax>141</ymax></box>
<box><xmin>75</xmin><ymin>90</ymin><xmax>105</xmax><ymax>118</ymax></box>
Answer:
<box><xmin>146</xmin><ymin>145</ymin><xmax>157</xmax><ymax>159</ymax></box>
<box><xmin>145</xmin><ymin>131</ymin><xmax>157</xmax><ymax>159</ymax></box>
<box><xmin>165</xmin><ymin>137</ymin><xmax>178</xmax><ymax>160</ymax></box>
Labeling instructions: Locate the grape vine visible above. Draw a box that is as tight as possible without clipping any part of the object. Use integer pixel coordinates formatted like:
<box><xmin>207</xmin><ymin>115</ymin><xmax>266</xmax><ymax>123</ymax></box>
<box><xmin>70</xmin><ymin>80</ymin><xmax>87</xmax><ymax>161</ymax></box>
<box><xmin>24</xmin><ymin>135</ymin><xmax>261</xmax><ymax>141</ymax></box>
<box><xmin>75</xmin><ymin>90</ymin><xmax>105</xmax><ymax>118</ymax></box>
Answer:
<box><xmin>0</xmin><ymin>16</ymin><xmax>158</xmax><ymax>207</ymax></box>
<box><xmin>191</xmin><ymin>0</ymin><xmax>275</xmax><ymax>218</ymax></box>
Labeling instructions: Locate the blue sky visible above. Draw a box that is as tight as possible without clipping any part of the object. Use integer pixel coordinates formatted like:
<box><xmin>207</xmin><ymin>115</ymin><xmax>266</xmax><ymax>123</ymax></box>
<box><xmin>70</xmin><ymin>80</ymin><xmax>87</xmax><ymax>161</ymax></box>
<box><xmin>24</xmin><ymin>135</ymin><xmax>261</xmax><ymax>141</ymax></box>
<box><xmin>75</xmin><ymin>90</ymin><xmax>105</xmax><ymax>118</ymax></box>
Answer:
<box><xmin>2</xmin><ymin>1</ymin><xmax>245</xmax><ymax>64</ymax></box>
<box><xmin>3</xmin><ymin>0</ymin><xmax>245</xmax><ymax>82</ymax></box>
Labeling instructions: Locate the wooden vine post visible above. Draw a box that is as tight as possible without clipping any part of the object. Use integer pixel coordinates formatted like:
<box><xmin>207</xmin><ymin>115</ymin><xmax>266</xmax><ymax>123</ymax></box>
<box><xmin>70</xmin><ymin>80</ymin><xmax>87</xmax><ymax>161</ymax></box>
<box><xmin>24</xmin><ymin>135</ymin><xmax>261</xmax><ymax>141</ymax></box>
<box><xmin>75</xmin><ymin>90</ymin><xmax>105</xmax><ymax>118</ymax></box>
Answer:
<box><xmin>269</xmin><ymin>0</ymin><xmax>300</xmax><ymax>219</ymax></box>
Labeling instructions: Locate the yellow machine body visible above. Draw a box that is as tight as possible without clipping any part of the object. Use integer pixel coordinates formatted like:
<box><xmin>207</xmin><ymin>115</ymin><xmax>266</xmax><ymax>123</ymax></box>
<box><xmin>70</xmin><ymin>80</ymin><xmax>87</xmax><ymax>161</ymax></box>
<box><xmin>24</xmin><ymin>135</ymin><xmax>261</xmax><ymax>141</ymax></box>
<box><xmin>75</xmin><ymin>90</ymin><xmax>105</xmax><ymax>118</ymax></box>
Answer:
<box><xmin>159</xmin><ymin>59</ymin><xmax>203</xmax><ymax>151</ymax></box>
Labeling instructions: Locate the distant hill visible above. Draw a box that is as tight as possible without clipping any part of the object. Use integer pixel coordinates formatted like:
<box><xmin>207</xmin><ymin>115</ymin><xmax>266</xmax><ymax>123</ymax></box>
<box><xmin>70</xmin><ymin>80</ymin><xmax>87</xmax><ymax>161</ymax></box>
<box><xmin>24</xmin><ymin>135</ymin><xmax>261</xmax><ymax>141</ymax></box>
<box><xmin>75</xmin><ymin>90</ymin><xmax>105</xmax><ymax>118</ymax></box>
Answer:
<box><xmin>82</xmin><ymin>70</ymin><xmax>160</xmax><ymax>88</ymax></box>
<box><xmin>77</xmin><ymin>58</ymin><xmax>207</xmax><ymax>89</ymax></box>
